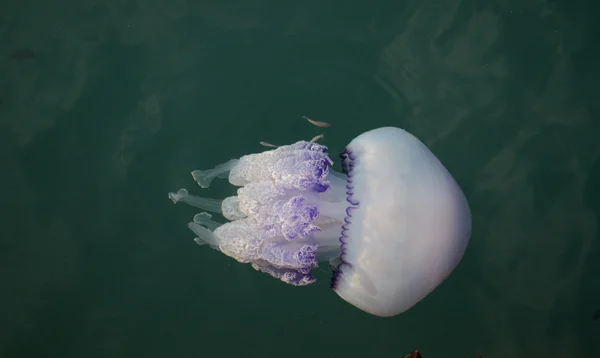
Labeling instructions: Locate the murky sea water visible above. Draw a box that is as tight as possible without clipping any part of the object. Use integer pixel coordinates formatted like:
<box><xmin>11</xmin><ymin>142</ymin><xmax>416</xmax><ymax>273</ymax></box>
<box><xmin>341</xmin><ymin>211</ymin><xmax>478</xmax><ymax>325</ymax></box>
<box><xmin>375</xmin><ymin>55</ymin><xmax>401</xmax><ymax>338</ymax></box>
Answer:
<box><xmin>1</xmin><ymin>1</ymin><xmax>599</xmax><ymax>357</ymax></box>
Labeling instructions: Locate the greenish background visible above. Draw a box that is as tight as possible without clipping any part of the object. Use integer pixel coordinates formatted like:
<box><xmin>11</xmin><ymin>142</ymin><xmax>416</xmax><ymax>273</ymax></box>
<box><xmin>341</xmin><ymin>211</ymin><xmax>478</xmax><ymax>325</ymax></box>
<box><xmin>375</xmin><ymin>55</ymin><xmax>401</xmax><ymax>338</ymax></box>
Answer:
<box><xmin>1</xmin><ymin>0</ymin><xmax>599</xmax><ymax>357</ymax></box>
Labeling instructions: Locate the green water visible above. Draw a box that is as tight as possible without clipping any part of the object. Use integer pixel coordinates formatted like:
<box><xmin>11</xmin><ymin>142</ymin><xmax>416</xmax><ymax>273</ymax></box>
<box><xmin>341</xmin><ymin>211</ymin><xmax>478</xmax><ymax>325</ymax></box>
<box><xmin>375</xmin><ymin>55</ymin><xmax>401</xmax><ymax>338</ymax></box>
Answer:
<box><xmin>1</xmin><ymin>0</ymin><xmax>599</xmax><ymax>357</ymax></box>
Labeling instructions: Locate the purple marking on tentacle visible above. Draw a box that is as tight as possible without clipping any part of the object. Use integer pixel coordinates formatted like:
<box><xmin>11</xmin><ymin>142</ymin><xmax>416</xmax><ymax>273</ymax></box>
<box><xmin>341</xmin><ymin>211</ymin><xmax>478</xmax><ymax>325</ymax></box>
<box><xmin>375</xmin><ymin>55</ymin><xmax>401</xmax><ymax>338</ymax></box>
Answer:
<box><xmin>254</xmin><ymin>263</ymin><xmax>317</xmax><ymax>286</ymax></box>
<box><xmin>278</xmin><ymin>196</ymin><xmax>321</xmax><ymax>240</ymax></box>
<box><xmin>312</xmin><ymin>182</ymin><xmax>330</xmax><ymax>192</ymax></box>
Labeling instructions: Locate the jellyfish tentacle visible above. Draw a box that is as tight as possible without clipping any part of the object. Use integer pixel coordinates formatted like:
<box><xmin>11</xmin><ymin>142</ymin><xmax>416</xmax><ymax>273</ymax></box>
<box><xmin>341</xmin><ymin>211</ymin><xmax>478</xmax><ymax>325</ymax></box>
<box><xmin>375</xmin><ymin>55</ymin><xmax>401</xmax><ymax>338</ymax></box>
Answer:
<box><xmin>252</xmin><ymin>262</ymin><xmax>316</xmax><ymax>286</ymax></box>
<box><xmin>191</xmin><ymin>159</ymin><xmax>239</xmax><ymax>188</ymax></box>
<box><xmin>192</xmin><ymin>212</ymin><xmax>222</xmax><ymax>231</ymax></box>
<box><xmin>189</xmin><ymin>227</ymin><xmax>220</xmax><ymax>250</ymax></box>
<box><xmin>170</xmin><ymin>139</ymin><xmax>348</xmax><ymax>286</ymax></box>
<box><xmin>168</xmin><ymin>188</ymin><xmax>223</xmax><ymax>213</ymax></box>
<box><xmin>221</xmin><ymin>196</ymin><xmax>247</xmax><ymax>220</ymax></box>
<box><xmin>187</xmin><ymin>213</ymin><xmax>222</xmax><ymax>250</ymax></box>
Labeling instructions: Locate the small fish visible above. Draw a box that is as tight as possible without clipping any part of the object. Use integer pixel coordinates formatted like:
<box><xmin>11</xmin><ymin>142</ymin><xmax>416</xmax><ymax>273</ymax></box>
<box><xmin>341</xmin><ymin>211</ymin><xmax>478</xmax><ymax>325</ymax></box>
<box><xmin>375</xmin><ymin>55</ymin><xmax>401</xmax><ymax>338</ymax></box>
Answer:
<box><xmin>310</xmin><ymin>134</ymin><xmax>324</xmax><ymax>143</ymax></box>
<box><xmin>259</xmin><ymin>141</ymin><xmax>279</xmax><ymax>148</ymax></box>
<box><xmin>9</xmin><ymin>48</ymin><xmax>36</xmax><ymax>61</ymax></box>
<box><xmin>303</xmin><ymin>116</ymin><xmax>331</xmax><ymax>128</ymax></box>
<box><xmin>593</xmin><ymin>309</ymin><xmax>600</xmax><ymax>321</ymax></box>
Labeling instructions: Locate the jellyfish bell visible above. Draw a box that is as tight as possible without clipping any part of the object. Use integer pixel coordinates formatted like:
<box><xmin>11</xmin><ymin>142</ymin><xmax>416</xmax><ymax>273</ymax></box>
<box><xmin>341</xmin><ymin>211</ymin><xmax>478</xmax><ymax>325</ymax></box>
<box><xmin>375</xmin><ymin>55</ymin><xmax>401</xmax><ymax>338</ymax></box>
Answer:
<box><xmin>168</xmin><ymin>127</ymin><xmax>471</xmax><ymax>317</ymax></box>
<box><xmin>333</xmin><ymin>127</ymin><xmax>471</xmax><ymax>316</ymax></box>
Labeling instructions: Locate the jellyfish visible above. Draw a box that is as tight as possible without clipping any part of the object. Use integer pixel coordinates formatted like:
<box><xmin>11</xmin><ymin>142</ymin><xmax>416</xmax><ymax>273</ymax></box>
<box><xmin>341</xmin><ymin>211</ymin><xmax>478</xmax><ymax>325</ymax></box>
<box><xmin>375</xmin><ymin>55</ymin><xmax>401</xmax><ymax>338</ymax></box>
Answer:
<box><xmin>168</xmin><ymin>127</ymin><xmax>471</xmax><ymax>317</ymax></box>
